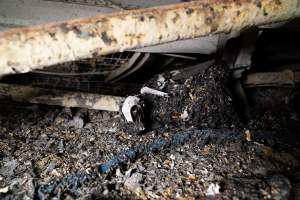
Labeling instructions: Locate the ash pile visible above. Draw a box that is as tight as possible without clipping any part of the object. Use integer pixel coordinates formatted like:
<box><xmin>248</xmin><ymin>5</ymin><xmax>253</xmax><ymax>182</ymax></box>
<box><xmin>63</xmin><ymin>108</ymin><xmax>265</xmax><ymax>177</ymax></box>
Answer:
<box><xmin>1</xmin><ymin>56</ymin><xmax>300</xmax><ymax>199</ymax></box>
<box><xmin>122</xmin><ymin>63</ymin><xmax>239</xmax><ymax>134</ymax></box>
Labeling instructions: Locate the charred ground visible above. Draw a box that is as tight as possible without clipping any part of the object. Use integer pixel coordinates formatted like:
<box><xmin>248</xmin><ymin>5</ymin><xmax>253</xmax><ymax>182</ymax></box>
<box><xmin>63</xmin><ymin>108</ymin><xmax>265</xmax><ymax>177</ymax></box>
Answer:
<box><xmin>0</xmin><ymin>63</ymin><xmax>300</xmax><ymax>199</ymax></box>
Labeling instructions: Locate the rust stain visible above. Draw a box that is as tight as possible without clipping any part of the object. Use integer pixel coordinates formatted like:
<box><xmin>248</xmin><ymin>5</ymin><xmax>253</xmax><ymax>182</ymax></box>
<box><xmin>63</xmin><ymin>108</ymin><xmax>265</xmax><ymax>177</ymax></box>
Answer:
<box><xmin>0</xmin><ymin>0</ymin><xmax>299</xmax><ymax>76</ymax></box>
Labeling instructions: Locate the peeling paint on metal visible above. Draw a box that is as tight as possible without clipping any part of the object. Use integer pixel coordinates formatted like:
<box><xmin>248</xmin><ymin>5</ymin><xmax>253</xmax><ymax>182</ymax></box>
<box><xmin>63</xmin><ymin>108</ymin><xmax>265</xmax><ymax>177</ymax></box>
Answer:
<box><xmin>0</xmin><ymin>0</ymin><xmax>299</xmax><ymax>76</ymax></box>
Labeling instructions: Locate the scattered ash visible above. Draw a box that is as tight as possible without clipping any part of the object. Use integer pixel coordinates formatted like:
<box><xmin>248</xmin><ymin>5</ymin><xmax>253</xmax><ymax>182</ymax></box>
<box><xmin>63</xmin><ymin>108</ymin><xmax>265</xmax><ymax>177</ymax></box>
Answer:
<box><xmin>0</xmin><ymin>64</ymin><xmax>300</xmax><ymax>199</ymax></box>
<box><xmin>140</xmin><ymin>64</ymin><xmax>241</xmax><ymax>131</ymax></box>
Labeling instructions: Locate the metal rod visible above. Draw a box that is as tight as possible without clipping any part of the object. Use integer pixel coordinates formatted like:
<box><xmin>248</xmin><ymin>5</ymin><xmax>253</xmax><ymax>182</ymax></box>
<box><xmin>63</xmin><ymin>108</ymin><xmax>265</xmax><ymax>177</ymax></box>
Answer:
<box><xmin>0</xmin><ymin>83</ymin><xmax>124</xmax><ymax>111</ymax></box>
<box><xmin>0</xmin><ymin>0</ymin><xmax>299</xmax><ymax>76</ymax></box>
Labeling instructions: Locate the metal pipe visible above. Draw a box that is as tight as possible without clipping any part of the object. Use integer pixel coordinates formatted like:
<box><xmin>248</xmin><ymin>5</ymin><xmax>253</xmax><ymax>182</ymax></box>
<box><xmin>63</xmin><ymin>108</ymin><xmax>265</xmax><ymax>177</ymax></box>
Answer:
<box><xmin>0</xmin><ymin>83</ymin><xmax>124</xmax><ymax>111</ymax></box>
<box><xmin>0</xmin><ymin>0</ymin><xmax>299</xmax><ymax>76</ymax></box>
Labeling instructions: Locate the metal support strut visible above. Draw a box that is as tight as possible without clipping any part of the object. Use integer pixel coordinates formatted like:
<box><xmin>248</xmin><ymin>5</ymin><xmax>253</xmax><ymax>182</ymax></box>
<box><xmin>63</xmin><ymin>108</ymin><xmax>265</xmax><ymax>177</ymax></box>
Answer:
<box><xmin>0</xmin><ymin>0</ymin><xmax>299</xmax><ymax>76</ymax></box>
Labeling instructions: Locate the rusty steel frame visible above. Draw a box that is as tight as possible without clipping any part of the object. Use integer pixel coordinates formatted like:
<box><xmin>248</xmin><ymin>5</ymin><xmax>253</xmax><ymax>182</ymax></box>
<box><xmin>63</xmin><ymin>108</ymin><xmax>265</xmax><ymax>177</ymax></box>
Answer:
<box><xmin>0</xmin><ymin>0</ymin><xmax>299</xmax><ymax>76</ymax></box>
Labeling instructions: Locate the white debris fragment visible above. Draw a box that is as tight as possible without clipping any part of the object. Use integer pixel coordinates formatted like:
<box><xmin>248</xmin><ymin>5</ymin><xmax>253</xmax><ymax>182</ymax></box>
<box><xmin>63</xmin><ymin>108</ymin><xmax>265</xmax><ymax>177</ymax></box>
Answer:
<box><xmin>170</xmin><ymin>70</ymin><xmax>180</xmax><ymax>77</ymax></box>
<box><xmin>147</xmin><ymin>191</ymin><xmax>160</xmax><ymax>199</ymax></box>
<box><xmin>124</xmin><ymin>173</ymin><xmax>143</xmax><ymax>192</ymax></box>
<box><xmin>140</xmin><ymin>86</ymin><xmax>168</xmax><ymax>97</ymax></box>
<box><xmin>200</xmin><ymin>168</ymin><xmax>209</xmax><ymax>175</ymax></box>
<box><xmin>122</xmin><ymin>96</ymin><xmax>140</xmax><ymax>122</ymax></box>
<box><xmin>157</xmin><ymin>74</ymin><xmax>166</xmax><ymax>89</ymax></box>
<box><xmin>180</xmin><ymin>107</ymin><xmax>189</xmax><ymax>120</ymax></box>
<box><xmin>125</xmin><ymin>168</ymin><xmax>133</xmax><ymax>177</ymax></box>
<box><xmin>58</xmin><ymin>140</ymin><xmax>64</xmax><ymax>153</ymax></box>
<box><xmin>103</xmin><ymin>189</ymin><xmax>109</xmax><ymax>196</ymax></box>
<box><xmin>206</xmin><ymin>183</ymin><xmax>221</xmax><ymax>196</ymax></box>
<box><xmin>108</xmin><ymin>127</ymin><xmax>117</xmax><ymax>133</ymax></box>
<box><xmin>69</xmin><ymin>115</ymin><xmax>84</xmax><ymax>129</ymax></box>
<box><xmin>0</xmin><ymin>186</ymin><xmax>9</xmax><ymax>193</ymax></box>
<box><xmin>170</xmin><ymin>154</ymin><xmax>175</xmax><ymax>160</ymax></box>
<box><xmin>115</xmin><ymin>168</ymin><xmax>122</xmax><ymax>177</ymax></box>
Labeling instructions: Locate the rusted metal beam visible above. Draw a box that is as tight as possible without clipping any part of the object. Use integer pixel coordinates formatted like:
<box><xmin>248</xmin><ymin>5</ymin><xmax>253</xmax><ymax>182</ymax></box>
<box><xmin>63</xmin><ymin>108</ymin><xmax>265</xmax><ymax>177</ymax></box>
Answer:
<box><xmin>0</xmin><ymin>83</ymin><xmax>124</xmax><ymax>111</ymax></box>
<box><xmin>0</xmin><ymin>0</ymin><xmax>299</xmax><ymax>76</ymax></box>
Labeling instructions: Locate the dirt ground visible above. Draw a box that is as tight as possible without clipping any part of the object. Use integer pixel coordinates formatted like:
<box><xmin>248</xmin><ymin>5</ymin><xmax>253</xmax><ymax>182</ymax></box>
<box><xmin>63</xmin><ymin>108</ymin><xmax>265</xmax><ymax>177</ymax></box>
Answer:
<box><xmin>0</xmin><ymin>64</ymin><xmax>300</xmax><ymax>199</ymax></box>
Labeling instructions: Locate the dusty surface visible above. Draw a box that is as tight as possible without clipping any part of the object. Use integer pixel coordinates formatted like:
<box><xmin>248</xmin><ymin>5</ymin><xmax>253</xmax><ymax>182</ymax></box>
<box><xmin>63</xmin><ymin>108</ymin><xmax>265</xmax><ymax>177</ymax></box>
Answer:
<box><xmin>0</xmin><ymin>64</ymin><xmax>300</xmax><ymax>199</ymax></box>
